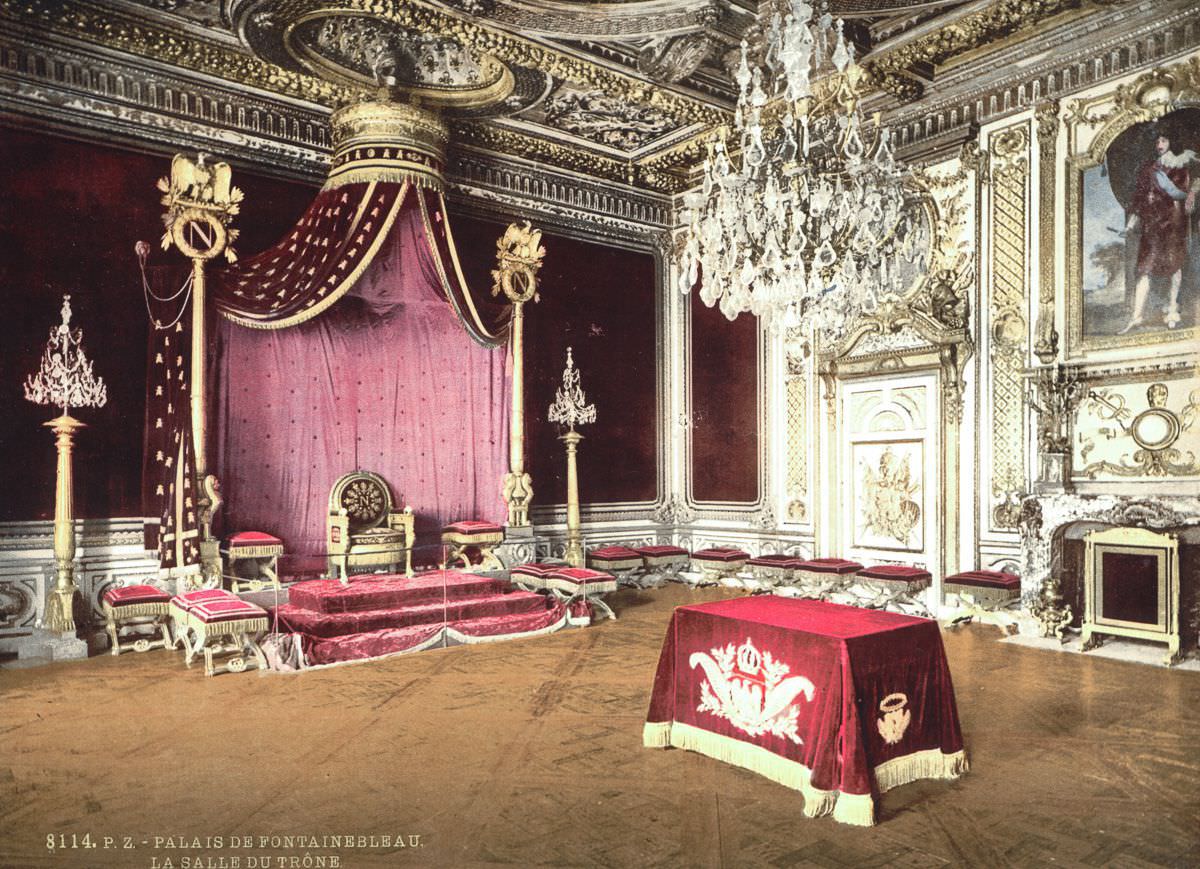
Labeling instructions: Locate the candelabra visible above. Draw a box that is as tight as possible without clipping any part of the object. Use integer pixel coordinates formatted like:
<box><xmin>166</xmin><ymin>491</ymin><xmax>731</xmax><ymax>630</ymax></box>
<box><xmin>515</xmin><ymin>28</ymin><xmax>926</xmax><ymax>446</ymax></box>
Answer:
<box><xmin>676</xmin><ymin>0</ymin><xmax>924</xmax><ymax>340</ymax></box>
<box><xmin>24</xmin><ymin>295</ymin><xmax>107</xmax><ymax>634</ymax></box>
<box><xmin>548</xmin><ymin>347</ymin><xmax>596</xmax><ymax>568</ymax></box>
<box><xmin>1025</xmin><ymin>363</ymin><xmax>1085</xmax><ymax>490</ymax></box>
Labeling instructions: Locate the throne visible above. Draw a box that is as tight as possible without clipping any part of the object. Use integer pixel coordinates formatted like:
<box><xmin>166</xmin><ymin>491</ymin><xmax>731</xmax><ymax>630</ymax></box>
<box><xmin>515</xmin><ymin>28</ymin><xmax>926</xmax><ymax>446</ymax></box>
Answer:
<box><xmin>327</xmin><ymin>471</ymin><xmax>414</xmax><ymax>580</ymax></box>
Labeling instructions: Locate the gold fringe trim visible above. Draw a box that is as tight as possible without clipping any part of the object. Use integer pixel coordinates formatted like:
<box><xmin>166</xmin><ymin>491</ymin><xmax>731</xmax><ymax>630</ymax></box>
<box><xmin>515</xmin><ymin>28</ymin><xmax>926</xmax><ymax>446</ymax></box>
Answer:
<box><xmin>325</xmin><ymin>165</ymin><xmax>443</xmax><ymax>192</ymax></box>
<box><xmin>645</xmin><ymin>722</ymin><xmax>876</xmax><ymax>826</ymax></box>
<box><xmin>874</xmin><ymin>748</ymin><xmax>969</xmax><ymax>794</ymax></box>
<box><xmin>219</xmin><ymin>182</ymin><xmax>407</xmax><ymax>331</ymax></box>
<box><xmin>195</xmin><ymin>616</ymin><xmax>268</xmax><ymax>637</ymax></box>
<box><xmin>417</xmin><ymin>191</ymin><xmax>508</xmax><ymax>348</ymax></box>
<box><xmin>445</xmin><ymin>610</ymin><xmax>568</xmax><ymax>645</ymax></box>
<box><xmin>642</xmin><ymin>721</ymin><xmax>673</xmax><ymax>748</ymax></box>
<box><xmin>226</xmin><ymin>544</ymin><xmax>283</xmax><ymax>558</ymax></box>
<box><xmin>103</xmin><ymin>601</ymin><xmax>169</xmax><ymax>619</ymax></box>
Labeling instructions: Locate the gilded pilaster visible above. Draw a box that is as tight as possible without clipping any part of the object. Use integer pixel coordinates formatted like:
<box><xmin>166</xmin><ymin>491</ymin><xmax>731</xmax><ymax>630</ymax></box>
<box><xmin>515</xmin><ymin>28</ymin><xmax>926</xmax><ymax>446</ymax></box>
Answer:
<box><xmin>987</xmin><ymin>124</ymin><xmax>1031</xmax><ymax>530</ymax></box>
<box><xmin>1034</xmin><ymin>101</ymin><xmax>1060</xmax><ymax>364</ymax></box>
<box><xmin>783</xmin><ymin>329</ymin><xmax>810</xmax><ymax>524</ymax></box>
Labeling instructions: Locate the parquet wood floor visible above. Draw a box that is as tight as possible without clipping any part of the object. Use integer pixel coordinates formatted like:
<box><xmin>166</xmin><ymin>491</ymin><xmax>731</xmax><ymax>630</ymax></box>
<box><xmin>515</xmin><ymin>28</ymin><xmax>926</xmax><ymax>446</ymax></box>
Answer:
<box><xmin>1</xmin><ymin>584</ymin><xmax>1196</xmax><ymax>868</ymax></box>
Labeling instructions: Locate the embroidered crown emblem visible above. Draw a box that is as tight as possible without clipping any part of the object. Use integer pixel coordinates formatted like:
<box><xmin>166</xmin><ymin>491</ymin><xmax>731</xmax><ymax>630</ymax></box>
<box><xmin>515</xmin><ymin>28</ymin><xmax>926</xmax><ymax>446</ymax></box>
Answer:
<box><xmin>690</xmin><ymin>636</ymin><xmax>815</xmax><ymax>744</ymax></box>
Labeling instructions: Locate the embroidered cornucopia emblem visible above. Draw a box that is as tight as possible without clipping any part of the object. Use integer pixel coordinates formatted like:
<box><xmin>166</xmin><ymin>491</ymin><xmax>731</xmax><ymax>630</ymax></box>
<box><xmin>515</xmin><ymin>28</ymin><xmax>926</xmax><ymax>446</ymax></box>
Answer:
<box><xmin>689</xmin><ymin>637</ymin><xmax>815</xmax><ymax>744</ymax></box>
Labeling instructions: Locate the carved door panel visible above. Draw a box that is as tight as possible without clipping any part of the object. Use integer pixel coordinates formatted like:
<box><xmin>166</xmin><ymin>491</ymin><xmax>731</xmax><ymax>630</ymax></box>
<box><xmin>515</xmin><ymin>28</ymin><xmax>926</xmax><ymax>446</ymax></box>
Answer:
<box><xmin>838</xmin><ymin>375</ymin><xmax>940</xmax><ymax>578</ymax></box>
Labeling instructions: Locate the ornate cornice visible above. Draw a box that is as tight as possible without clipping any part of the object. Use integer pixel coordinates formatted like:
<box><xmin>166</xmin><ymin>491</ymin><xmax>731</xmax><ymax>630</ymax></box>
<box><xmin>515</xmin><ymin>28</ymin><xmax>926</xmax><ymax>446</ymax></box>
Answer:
<box><xmin>864</xmin><ymin>0</ymin><xmax>1100</xmax><ymax>99</ymax></box>
<box><xmin>229</xmin><ymin>0</ymin><xmax>728</xmax><ymax>127</ymax></box>
<box><xmin>0</xmin><ymin>0</ymin><xmax>362</xmax><ymax>105</ymax></box>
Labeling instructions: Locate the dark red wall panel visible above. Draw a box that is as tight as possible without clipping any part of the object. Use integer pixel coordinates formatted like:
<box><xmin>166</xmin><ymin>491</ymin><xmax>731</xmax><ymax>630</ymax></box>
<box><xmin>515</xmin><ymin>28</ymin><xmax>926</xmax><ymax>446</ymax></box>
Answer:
<box><xmin>450</xmin><ymin>215</ymin><xmax>659</xmax><ymax>506</ymax></box>
<box><xmin>689</xmin><ymin>291</ymin><xmax>759</xmax><ymax>503</ymax></box>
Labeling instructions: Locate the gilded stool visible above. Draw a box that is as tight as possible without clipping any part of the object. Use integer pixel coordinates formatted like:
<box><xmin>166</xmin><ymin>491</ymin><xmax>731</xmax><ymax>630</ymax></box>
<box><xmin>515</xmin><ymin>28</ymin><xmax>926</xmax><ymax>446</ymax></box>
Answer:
<box><xmin>442</xmin><ymin>521</ymin><xmax>505</xmax><ymax>572</ymax></box>
<box><xmin>546</xmin><ymin>567</ymin><xmax>619</xmax><ymax>623</ymax></box>
<box><xmin>224</xmin><ymin>531</ymin><xmax>284</xmax><ymax>593</ymax></box>
<box><xmin>587</xmin><ymin>545</ymin><xmax>644</xmax><ymax>586</ymax></box>
<box><xmin>173</xmin><ymin>591</ymin><xmax>269</xmax><ymax>676</ymax></box>
<box><xmin>943</xmin><ymin>570</ymin><xmax>1021</xmax><ymax>609</ymax></box>
<box><xmin>633</xmin><ymin>545</ymin><xmax>690</xmax><ymax>585</ymax></box>
<box><xmin>510</xmin><ymin>562</ymin><xmax>559</xmax><ymax>592</ymax></box>
<box><xmin>690</xmin><ymin>548</ymin><xmax>750</xmax><ymax>587</ymax></box>
<box><xmin>792</xmin><ymin>558</ymin><xmax>863</xmax><ymax>599</ymax></box>
<box><xmin>855</xmin><ymin>565</ymin><xmax>932</xmax><ymax>613</ymax></box>
<box><xmin>746</xmin><ymin>554</ymin><xmax>803</xmax><ymax>589</ymax></box>
<box><xmin>168</xmin><ymin>589</ymin><xmax>231</xmax><ymax>655</ymax></box>
<box><xmin>102</xmin><ymin>584</ymin><xmax>173</xmax><ymax>655</ymax></box>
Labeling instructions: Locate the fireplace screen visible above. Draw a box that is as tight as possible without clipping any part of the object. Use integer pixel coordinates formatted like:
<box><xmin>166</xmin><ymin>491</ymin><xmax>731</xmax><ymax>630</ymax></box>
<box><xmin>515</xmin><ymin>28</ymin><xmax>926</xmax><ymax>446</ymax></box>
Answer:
<box><xmin>1083</xmin><ymin>527</ymin><xmax>1180</xmax><ymax>665</ymax></box>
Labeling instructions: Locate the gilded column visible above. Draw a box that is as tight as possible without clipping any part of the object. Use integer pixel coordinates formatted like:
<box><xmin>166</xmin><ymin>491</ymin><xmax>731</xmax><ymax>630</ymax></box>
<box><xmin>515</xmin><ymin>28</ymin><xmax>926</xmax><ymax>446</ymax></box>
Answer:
<box><xmin>562</xmin><ymin>430</ymin><xmax>584</xmax><ymax>568</ymax></box>
<box><xmin>44</xmin><ymin>415</ymin><xmax>84</xmax><ymax>632</ymax></box>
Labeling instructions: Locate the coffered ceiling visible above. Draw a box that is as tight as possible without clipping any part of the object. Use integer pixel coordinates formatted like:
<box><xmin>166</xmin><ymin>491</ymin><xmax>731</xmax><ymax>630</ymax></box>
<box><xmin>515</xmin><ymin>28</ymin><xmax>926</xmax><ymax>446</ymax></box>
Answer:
<box><xmin>0</xmin><ymin>0</ymin><xmax>1151</xmax><ymax>191</ymax></box>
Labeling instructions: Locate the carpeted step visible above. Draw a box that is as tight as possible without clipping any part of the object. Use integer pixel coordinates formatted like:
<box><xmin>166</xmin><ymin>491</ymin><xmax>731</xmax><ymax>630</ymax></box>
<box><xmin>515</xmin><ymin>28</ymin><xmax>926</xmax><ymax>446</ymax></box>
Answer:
<box><xmin>270</xmin><ymin>590</ymin><xmax>551</xmax><ymax>638</ymax></box>
<box><xmin>287</xmin><ymin>571</ymin><xmax>509</xmax><ymax>614</ymax></box>
<box><xmin>296</xmin><ymin>600</ymin><xmax>568</xmax><ymax>666</ymax></box>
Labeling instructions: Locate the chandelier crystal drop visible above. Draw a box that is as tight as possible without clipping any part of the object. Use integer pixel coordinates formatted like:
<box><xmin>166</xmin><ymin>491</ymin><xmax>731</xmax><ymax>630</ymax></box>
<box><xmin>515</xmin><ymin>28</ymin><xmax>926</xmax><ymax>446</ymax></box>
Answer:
<box><xmin>676</xmin><ymin>0</ymin><xmax>927</xmax><ymax>340</ymax></box>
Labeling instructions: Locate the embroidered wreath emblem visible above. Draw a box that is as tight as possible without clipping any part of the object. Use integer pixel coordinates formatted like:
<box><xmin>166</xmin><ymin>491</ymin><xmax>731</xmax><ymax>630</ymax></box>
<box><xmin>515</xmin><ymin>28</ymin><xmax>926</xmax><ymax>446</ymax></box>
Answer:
<box><xmin>690</xmin><ymin>637</ymin><xmax>815</xmax><ymax>744</ymax></box>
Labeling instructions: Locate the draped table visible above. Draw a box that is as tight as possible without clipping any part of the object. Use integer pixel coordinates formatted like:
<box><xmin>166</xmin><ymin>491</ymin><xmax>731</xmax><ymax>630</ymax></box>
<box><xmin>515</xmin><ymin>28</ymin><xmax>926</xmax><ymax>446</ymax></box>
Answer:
<box><xmin>643</xmin><ymin>596</ymin><xmax>967</xmax><ymax>825</ymax></box>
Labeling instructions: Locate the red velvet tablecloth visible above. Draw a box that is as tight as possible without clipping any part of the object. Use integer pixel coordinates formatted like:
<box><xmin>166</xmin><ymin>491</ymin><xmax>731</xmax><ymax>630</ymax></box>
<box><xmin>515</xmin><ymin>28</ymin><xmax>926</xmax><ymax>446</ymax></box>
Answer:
<box><xmin>644</xmin><ymin>596</ymin><xmax>967</xmax><ymax>825</ymax></box>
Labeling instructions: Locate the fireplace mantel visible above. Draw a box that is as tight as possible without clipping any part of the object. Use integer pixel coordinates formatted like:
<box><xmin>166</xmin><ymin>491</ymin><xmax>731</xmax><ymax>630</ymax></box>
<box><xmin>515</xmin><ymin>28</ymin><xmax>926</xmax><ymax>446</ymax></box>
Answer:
<box><xmin>1019</xmin><ymin>494</ymin><xmax>1200</xmax><ymax>609</ymax></box>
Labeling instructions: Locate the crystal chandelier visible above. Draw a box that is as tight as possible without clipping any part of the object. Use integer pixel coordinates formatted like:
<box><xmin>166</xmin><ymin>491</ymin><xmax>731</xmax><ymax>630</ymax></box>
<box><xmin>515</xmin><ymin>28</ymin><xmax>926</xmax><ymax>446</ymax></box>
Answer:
<box><xmin>676</xmin><ymin>0</ymin><xmax>925</xmax><ymax>339</ymax></box>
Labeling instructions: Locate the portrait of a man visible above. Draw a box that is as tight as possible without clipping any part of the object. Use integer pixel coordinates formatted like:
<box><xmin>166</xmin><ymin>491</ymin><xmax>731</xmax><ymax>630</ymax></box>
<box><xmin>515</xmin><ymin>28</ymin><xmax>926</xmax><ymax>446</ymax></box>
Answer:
<box><xmin>1079</xmin><ymin>107</ymin><xmax>1200</xmax><ymax>339</ymax></box>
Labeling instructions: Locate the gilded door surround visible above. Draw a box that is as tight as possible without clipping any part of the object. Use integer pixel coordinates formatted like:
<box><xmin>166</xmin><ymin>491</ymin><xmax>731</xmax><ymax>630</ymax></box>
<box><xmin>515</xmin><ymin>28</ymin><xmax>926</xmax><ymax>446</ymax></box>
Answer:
<box><xmin>1063</xmin><ymin>56</ymin><xmax>1200</xmax><ymax>357</ymax></box>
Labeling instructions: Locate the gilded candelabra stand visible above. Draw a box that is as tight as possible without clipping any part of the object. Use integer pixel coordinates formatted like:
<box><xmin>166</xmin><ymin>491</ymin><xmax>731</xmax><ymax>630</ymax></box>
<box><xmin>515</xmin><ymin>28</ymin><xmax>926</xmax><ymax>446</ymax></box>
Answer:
<box><xmin>548</xmin><ymin>347</ymin><xmax>596</xmax><ymax>568</ymax></box>
<box><xmin>493</xmin><ymin>221</ymin><xmax>546</xmax><ymax>530</ymax></box>
<box><xmin>24</xmin><ymin>295</ymin><xmax>107</xmax><ymax>634</ymax></box>
<box><xmin>1025</xmin><ymin>363</ymin><xmax>1085</xmax><ymax>491</ymax></box>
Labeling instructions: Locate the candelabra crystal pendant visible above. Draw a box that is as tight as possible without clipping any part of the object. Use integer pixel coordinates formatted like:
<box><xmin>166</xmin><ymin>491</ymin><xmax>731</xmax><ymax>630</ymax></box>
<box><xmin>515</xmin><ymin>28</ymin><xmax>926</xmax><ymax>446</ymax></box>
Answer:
<box><xmin>676</xmin><ymin>0</ymin><xmax>928</xmax><ymax>342</ymax></box>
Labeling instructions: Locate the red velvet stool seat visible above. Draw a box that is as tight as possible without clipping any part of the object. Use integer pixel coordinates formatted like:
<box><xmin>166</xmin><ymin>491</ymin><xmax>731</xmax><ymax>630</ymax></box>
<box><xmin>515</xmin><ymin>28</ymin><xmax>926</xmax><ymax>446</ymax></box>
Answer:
<box><xmin>509</xmin><ymin>562</ymin><xmax>560</xmax><ymax>591</ymax></box>
<box><xmin>633</xmin><ymin>545</ymin><xmax>691</xmax><ymax>584</ymax></box>
<box><xmin>587</xmin><ymin>545</ymin><xmax>644</xmax><ymax>586</ymax></box>
<box><xmin>691</xmin><ymin>548</ymin><xmax>750</xmax><ymax>586</ymax></box>
<box><xmin>943</xmin><ymin>570</ymin><xmax>1020</xmax><ymax>608</ymax></box>
<box><xmin>102</xmin><ymin>584</ymin><xmax>173</xmax><ymax>655</ymax></box>
<box><xmin>170</xmin><ymin>589</ymin><xmax>269</xmax><ymax>676</ymax></box>
<box><xmin>223</xmin><ymin>531</ymin><xmax>284</xmax><ymax>593</ymax></box>
<box><xmin>548</xmin><ymin>567</ymin><xmax>619</xmax><ymax>623</ymax></box>
<box><xmin>792</xmin><ymin>558</ymin><xmax>863</xmax><ymax>598</ymax></box>
<box><xmin>858</xmin><ymin>565</ymin><xmax>932</xmax><ymax>594</ymax></box>
<box><xmin>747</xmin><ymin>554</ymin><xmax>803</xmax><ymax>586</ymax></box>
<box><xmin>442</xmin><ymin>521</ymin><xmax>505</xmax><ymax>573</ymax></box>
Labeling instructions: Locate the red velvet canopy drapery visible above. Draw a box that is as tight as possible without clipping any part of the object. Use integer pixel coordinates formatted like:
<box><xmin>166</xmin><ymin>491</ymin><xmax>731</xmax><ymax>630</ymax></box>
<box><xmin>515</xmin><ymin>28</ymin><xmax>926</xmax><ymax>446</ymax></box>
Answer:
<box><xmin>142</xmin><ymin>101</ymin><xmax>512</xmax><ymax>578</ymax></box>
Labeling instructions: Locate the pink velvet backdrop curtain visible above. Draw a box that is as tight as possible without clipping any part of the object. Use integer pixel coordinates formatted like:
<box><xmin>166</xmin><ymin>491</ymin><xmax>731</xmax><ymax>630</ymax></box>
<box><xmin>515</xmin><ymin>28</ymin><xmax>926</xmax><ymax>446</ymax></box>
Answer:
<box><xmin>212</xmin><ymin>203</ymin><xmax>510</xmax><ymax>555</ymax></box>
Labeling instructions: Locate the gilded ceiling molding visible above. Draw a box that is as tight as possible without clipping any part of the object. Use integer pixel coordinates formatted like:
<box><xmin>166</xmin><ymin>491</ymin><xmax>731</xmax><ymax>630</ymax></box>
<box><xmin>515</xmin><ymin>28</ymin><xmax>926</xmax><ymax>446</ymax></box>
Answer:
<box><xmin>0</xmin><ymin>0</ymin><xmax>364</xmax><ymax>106</ymax></box>
<box><xmin>863</xmin><ymin>0</ymin><xmax>1114</xmax><ymax>99</ymax></box>
<box><xmin>229</xmin><ymin>0</ymin><xmax>728</xmax><ymax>127</ymax></box>
<box><xmin>446</xmin><ymin>0</ymin><xmax>722</xmax><ymax>38</ymax></box>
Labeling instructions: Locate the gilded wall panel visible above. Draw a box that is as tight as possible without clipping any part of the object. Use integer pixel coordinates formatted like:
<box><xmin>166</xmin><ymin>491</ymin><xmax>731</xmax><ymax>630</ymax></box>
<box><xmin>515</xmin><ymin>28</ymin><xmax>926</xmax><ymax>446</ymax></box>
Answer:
<box><xmin>1074</xmin><ymin>371</ymin><xmax>1200</xmax><ymax>481</ymax></box>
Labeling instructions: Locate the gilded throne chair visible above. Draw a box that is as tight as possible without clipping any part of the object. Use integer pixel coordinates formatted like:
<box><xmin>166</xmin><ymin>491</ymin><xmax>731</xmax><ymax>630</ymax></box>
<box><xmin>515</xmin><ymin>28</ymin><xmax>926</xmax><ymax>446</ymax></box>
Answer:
<box><xmin>327</xmin><ymin>471</ymin><xmax>414</xmax><ymax>581</ymax></box>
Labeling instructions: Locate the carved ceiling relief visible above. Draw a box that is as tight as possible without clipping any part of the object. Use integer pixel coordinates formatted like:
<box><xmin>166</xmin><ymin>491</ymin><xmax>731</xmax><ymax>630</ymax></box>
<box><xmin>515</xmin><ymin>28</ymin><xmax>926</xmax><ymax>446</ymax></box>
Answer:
<box><xmin>1075</xmin><ymin>375</ymin><xmax>1200</xmax><ymax>480</ymax></box>
<box><xmin>541</xmin><ymin>85</ymin><xmax>683</xmax><ymax>151</ymax></box>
